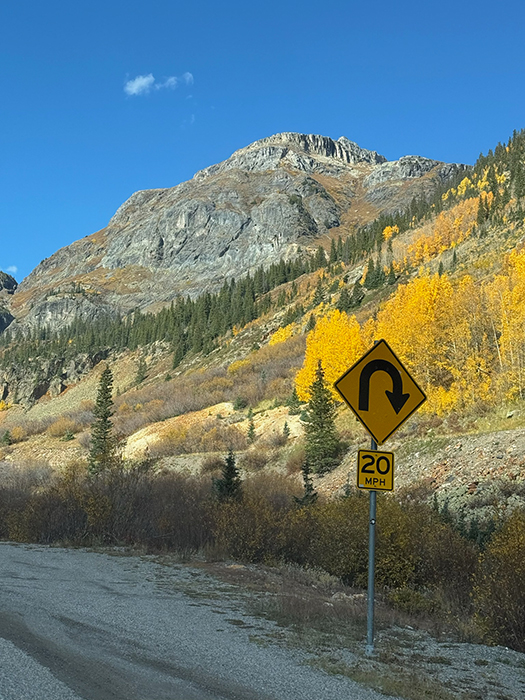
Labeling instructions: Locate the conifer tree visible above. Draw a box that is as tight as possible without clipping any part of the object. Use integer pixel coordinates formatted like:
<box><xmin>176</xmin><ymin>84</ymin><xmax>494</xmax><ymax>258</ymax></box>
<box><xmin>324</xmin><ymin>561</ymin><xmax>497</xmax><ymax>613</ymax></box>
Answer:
<box><xmin>247</xmin><ymin>409</ymin><xmax>256</xmax><ymax>443</ymax></box>
<box><xmin>294</xmin><ymin>461</ymin><xmax>318</xmax><ymax>507</ymax></box>
<box><xmin>213</xmin><ymin>449</ymin><xmax>242</xmax><ymax>500</ymax></box>
<box><xmin>363</xmin><ymin>258</ymin><xmax>377</xmax><ymax>289</ymax></box>
<box><xmin>302</xmin><ymin>361</ymin><xmax>341</xmax><ymax>474</ymax></box>
<box><xmin>329</xmin><ymin>238</ymin><xmax>338</xmax><ymax>264</ymax></box>
<box><xmin>315</xmin><ymin>245</ymin><xmax>327</xmax><ymax>269</ymax></box>
<box><xmin>336</xmin><ymin>287</ymin><xmax>351</xmax><ymax>313</ymax></box>
<box><xmin>287</xmin><ymin>387</ymin><xmax>302</xmax><ymax>415</ymax></box>
<box><xmin>387</xmin><ymin>263</ymin><xmax>396</xmax><ymax>285</ymax></box>
<box><xmin>135</xmin><ymin>355</ymin><xmax>147</xmax><ymax>384</ymax></box>
<box><xmin>312</xmin><ymin>277</ymin><xmax>325</xmax><ymax>306</ymax></box>
<box><xmin>349</xmin><ymin>281</ymin><xmax>365</xmax><ymax>308</ymax></box>
<box><xmin>89</xmin><ymin>366</ymin><xmax>117</xmax><ymax>475</ymax></box>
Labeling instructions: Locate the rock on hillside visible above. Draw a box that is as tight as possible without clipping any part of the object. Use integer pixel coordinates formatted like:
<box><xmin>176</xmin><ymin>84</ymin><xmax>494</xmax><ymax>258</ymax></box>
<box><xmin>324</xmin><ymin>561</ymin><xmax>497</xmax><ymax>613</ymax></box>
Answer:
<box><xmin>0</xmin><ymin>272</ymin><xmax>17</xmax><ymax>294</ymax></box>
<box><xmin>8</xmin><ymin>133</ymin><xmax>469</xmax><ymax>333</ymax></box>
<box><xmin>0</xmin><ymin>271</ymin><xmax>17</xmax><ymax>333</ymax></box>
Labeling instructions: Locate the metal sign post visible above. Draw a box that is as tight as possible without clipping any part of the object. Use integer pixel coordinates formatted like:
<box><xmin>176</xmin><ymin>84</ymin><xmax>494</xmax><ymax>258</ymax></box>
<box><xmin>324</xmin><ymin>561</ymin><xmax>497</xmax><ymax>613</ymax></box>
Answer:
<box><xmin>366</xmin><ymin>437</ymin><xmax>377</xmax><ymax>657</ymax></box>
<box><xmin>334</xmin><ymin>339</ymin><xmax>427</xmax><ymax>657</ymax></box>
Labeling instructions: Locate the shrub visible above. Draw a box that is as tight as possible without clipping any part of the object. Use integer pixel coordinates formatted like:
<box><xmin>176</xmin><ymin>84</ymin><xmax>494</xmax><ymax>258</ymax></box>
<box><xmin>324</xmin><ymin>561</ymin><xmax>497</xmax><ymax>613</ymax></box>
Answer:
<box><xmin>233</xmin><ymin>396</ymin><xmax>248</xmax><ymax>410</ymax></box>
<box><xmin>309</xmin><ymin>496</ymin><xmax>369</xmax><ymax>586</ymax></box>
<box><xmin>239</xmin><ymin>449</ymin><xmax>269</xmax><ymax>472</ymax></box>
<box><xmin>10</xmin><ymin>426</ymin><xmax>27</xmax><ymax>443</ymax></box>
<box><xmin>474</xmin><ymin>510</ymin><xmax>525</xmax><ymax>652</ymax></box>
<box><xmin>47</xmin><ymin>416</ymin><xmax>82</xmax><ymax>438</ymax></box>
<box><xmin>200</xmin><ymin>455</ymin><xmax>224</xmax><ymax>474</ymax></box>
<box><xmin>286</xmin><ymin>445</ymin><xmax>305</xmax><ymax>474</ymax></box>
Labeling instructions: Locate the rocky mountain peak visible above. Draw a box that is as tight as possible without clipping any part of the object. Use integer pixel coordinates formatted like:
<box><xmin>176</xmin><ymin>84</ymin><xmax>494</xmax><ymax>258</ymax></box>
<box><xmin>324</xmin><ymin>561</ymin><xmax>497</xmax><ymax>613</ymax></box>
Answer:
<box><xmin>8</xmin><ymin>132</ymin><xmax>470</xmax><ymax>336</ymax></box>
<box><xmin>193</xmin><ymin>132</ymin><xmax>386</xmax><ymax>181</ymax></box>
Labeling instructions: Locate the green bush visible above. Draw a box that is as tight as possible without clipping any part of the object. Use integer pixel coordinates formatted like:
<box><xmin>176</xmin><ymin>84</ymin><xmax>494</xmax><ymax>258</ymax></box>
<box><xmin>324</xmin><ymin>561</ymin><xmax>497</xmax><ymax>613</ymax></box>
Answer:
<box><xmin>474</xmin><ymin>510</ymin><xmax>525</xmax><ymax>652</ymax></box>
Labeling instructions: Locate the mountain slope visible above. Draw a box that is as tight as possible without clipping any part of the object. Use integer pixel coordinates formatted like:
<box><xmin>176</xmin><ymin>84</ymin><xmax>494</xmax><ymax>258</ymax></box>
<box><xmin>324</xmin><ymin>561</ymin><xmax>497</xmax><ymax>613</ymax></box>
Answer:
<box><xmin>5</xmin><ymin>132</ymin><xmax>468</xmax><ymax>334</ymax></box>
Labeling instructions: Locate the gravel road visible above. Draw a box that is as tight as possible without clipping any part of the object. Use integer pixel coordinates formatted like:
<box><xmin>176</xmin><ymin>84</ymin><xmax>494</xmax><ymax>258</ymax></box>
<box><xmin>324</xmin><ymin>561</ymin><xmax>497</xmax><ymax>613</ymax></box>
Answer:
<box><xmin>0</xmin><ymin>543</ymin><xmax>391</xmax><ymax>700</ymax></box>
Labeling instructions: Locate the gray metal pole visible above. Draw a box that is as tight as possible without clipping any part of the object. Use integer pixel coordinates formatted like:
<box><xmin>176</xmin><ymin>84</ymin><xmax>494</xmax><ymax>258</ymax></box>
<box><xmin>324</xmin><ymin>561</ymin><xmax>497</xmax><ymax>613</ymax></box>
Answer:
<box><xmin>366</xmin><ymin>437</ymin><xmax>378</xmax><ymax>656</ymax></box>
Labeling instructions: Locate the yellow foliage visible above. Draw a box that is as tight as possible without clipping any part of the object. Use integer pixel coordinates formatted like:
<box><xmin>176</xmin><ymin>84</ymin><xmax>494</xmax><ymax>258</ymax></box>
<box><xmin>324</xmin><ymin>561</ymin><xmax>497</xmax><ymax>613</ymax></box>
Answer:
<box><xmin>269</xmin><ymin>324</ymin><xmax>295</xmax><ymax>346</ymax></box>
<box><xmin>477</xmin><ymin>168</ymin><xmax>489</xmax><ymax>191</ymax></box>
<box><xmin>485</xmin><ymin>248</ymin><xmax>525</xmax><ymax>399</ymax></box>
<box><xmin>407</xmin><ymin>198</ymin><xmax>478</xmax><ymax>266</ymax></box>
<box><xmin>456</xmin><ymin>177</ymin><xmax>473</xmax><ymax>197</ymax></box>
<box><xmin>295</xmin><ymin>310</ymin><xmax>365</xmax><ymax>401</ymax></box>
<box><xmin>0</xmin><ymin>400</ymin><xmax>10</xmax><ymax>411</ymax></box>
<box><xmin>227</xmin><ymin>358</ymin><xmax>251</xmax><ymax>374</ymax></box>
<box><xmin>374</xmin><ymin>273</ymin><xmax>493</xmax><ymax>414</ymax></box>
<box><xmin>382</xmin><ymin>225</ymin><xmax>399</xmax><ymax>241</ymax></box>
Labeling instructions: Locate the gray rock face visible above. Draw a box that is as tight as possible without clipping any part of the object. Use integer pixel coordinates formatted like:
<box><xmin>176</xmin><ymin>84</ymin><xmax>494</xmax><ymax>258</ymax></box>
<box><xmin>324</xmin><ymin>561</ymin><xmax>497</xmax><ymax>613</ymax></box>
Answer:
<box><xmin>104</xmin><ymin>171</ymin><xmax>339</xmax><ymax>278</ymax></box>
<box><xmin>0</xmin><ymin>309</ymin><xmax>13</xmax><ymax>333</ymax></box>
<box><xmin>364</xmin><ymin>155</ymin><xmax>470</xmax><ymax>187</ymax></box>
<box><xmin>0</xmin><ymin>272</ymin><xmax>17</xmax><ymax>294</ymax></box>
<box><xmin>10</xmin><ymin>132</ymin><xmax>470</xmax><ymax>333</ymax></box>
<box><xmin>0</xmin><ymin>350</ymin><xmax>108</xmax><ymax>406</ymax></box>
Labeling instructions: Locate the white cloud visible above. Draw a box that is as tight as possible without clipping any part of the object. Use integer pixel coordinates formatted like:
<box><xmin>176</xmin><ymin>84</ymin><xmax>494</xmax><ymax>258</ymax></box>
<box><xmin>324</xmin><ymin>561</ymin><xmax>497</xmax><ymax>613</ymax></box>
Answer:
<box><xmin>6</xmin><ymin>266</ymin><xmax>17</xmax><ymax>275</ymax></box>
<box><xmin>124</xmin><ymin>72</ymin><xmax>194</xmax><ymax>96</ymax></box>
<box><xmin>160</xmin><ymin>76</ymin><xmax>178</xmax><ymax>89</ymax></box>
<box><xmin>124</xmin><ymin>74</ymin><xmax>156</xmax><ymax>96</ymax></box>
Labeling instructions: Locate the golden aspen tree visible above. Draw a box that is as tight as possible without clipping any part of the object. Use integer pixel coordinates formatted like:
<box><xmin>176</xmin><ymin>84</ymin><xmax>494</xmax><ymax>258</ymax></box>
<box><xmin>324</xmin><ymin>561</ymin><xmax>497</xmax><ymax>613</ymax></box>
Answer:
<box><xmin>486</xmin><ymin>249</ymin><xmax>525</xmax><ymax>400</ymax></box>
<box><xmin>295</xmin><ymin>310</ymin><xmax>365</xmax><ymax>401</ymax></box>
<box><xmin>407</xmin><ymin>198</ymin><xmax>478</xmax><ymax>266</ymax></box>
<box><xmin>375</xmin><ymin>273</ymin><xmax>492</xmax><ymax>413</ymax></box>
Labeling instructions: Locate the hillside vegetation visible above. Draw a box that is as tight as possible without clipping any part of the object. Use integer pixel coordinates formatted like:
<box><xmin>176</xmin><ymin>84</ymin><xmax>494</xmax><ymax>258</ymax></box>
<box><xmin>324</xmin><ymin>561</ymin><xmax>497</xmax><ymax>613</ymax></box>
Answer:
<box><xmin>1</xmin><ymin>129</ymin><xmax>525</xmax><ymax>658</ymax></box>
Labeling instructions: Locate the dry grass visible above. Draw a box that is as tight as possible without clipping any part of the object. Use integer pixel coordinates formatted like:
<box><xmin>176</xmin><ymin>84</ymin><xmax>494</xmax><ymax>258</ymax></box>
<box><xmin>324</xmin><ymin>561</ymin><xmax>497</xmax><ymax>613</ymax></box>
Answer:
<box><xmin>47</xmin><ymin>416</ymin><xmax>83</xmax><ymax>438</ymax></box>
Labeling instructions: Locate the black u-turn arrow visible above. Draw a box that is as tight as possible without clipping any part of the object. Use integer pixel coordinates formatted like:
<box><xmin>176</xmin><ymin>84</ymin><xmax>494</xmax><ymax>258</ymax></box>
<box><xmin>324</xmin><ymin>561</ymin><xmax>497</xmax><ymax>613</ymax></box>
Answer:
<box><xmin>359</xmin><ymin>359</ymin><xmax>410</xmax><ymax>414</ymax></box>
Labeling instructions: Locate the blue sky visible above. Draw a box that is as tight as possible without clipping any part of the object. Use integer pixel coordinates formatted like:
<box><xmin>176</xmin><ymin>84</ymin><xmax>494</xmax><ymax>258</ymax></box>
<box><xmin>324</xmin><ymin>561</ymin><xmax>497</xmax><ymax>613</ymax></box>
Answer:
<box><xmin>2</xmin><ymin>0</ymin><xmax>525</xmax><ymax>281</ymax></box>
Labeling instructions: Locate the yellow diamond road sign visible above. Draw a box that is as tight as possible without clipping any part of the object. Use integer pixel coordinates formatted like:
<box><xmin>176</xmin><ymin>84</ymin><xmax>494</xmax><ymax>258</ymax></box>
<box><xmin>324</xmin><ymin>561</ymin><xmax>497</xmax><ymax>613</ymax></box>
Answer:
<box><xmin>334</xmin><ymin>339</ymin><xmax>426</xmax><ymax>445</ymax></box>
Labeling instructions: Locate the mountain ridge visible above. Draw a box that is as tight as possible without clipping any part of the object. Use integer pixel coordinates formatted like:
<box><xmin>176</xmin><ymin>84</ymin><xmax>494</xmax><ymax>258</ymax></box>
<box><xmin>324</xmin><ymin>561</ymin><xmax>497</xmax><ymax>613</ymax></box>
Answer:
<box><xmin>4</xmin><ymin>132</ymin><xmax>469</xmax><ymax>335</ymax></box>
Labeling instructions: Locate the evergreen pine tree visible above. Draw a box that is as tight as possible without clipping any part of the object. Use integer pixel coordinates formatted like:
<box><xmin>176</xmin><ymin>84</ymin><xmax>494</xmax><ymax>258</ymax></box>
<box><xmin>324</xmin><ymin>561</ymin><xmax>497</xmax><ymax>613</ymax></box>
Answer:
<box><xmin>329</xmin><ymin>239</ymin><xmax>338</xmax><ymax>264</ymax></box>
<box><xmin>213</xmin><ymin>449</ymin><xmax>242</xmax><ymax>500</ymax></box>
<box><xmin>336</xmin><ymin>286</ymin><xmax>351</xmax><ymax>313</ymax></box>
<box><xmin>172</xmin><ymin>338</ymin><xmax>185</xmax><ymax>369</ymax></box>
<box><xmin>312</xmin><ymin>277</ymin><xmax>325</xmax><ymax>306</ymax></box>
<box><xmin>287</xmin><ymin>387</ymin><xmax>303</xmax><ymax>415</ymax></box>
<box><xmin>135</xmin><ymin>355</ymin><xmax>147</xmax><ymax>384</ymax></box>
<box><xmin>247</xmin><ymin>410</ymin><xmax>256</xmax><ymax>443</ymax></box>
<box><xmin>387</xmin><ymin>263</ymin><xmax>396</xmax><ymax>285</ymax></box>
<box><xmin>294</xmin><ymin>461</ymin><xmax>318</xmax><ymax>507</ymax></box>
<box><xmin>349</xmin><ymin>281</ymin><xmax>365</xmax><ymax>308</ymax></box>
<box><xmin>89</xmin><ymin>366</ymin><xmax>117</xmax><ymax>475</ymax></box>
<box><xmin>302</xmin><ymin>361</ymin><xmax>341</xmax><ymax>474</ymax></box>
<box><xmin>306</xmin><ymin>314</ymin><xmax>316</xmax><ymax>332</ymax></box>
<box><xmin>363</xmin><ymin>258</ymin><xmax>377</xmax><ymax>289</ymax></box>
<box><xmin>283</xmin><ymin>421</ymin><xmax>290</xmax><ymax>440</ymax></box>
<box><xmin>514</xmin><ymin>161</ymin><xmax>525</xmax><ymax>199</ymax></box>
<box><xmin>315</xmin><ymin>245</ymin><xmax>327</xmax><ymax>269</ymax></box>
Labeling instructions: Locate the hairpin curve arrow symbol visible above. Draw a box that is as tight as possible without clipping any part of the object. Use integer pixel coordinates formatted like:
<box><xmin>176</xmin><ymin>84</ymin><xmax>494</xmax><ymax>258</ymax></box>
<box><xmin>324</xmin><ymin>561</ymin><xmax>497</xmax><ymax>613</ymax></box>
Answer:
<box><xmin>359</xmin><ymin>359</ymin><xmax>410</xmax><ymax>414</ymax></box>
